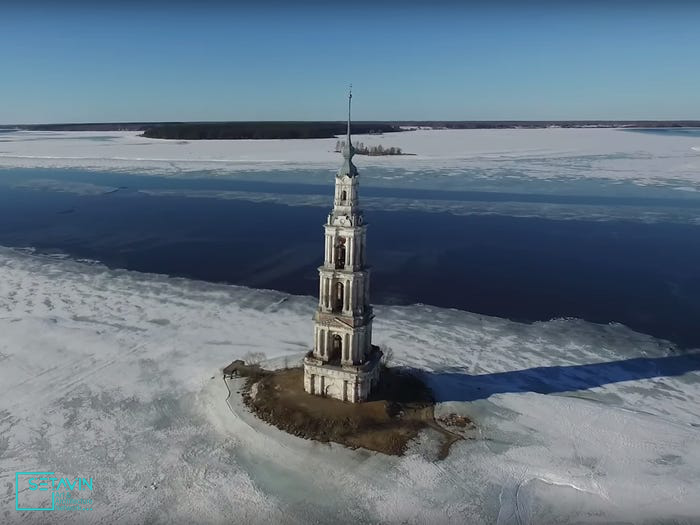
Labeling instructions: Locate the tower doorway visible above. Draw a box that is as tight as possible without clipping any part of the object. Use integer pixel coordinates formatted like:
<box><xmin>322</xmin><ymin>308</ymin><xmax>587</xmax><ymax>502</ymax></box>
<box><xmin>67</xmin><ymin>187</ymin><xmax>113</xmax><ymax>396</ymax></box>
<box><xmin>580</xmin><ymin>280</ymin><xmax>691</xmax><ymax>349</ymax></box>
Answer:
<box><xmin>330</xmin><ymin>334</ymin><xmax>342</xmax><ymax>363</ymax></box>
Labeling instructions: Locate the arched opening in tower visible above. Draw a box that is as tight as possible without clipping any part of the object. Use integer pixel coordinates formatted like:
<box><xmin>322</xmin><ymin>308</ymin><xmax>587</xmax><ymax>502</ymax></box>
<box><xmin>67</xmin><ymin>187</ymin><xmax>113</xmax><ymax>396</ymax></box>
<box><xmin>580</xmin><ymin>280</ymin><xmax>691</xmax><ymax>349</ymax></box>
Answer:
<box><xmin>341</xmin><ymin>190</ymin><xmax>347</xmax><ymax>202</ymax></box>
<box><xmin>335</xmin><ymin>238</ymin><xmax>346</xmax><ymax>269</ymax></box>
<box><xmin>333</xmin><ymin>282</ymin><xmax>344</xmax><ymax>312</ymax></box>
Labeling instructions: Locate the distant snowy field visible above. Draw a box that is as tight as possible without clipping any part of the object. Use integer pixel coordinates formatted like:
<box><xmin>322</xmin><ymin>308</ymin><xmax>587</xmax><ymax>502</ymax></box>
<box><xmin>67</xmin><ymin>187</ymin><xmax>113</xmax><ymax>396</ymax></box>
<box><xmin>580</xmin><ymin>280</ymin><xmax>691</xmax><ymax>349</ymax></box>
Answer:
<box><xmin>1</xmin><ymin>248</ymin><xmax>699</xmax><ymax>524</ymax></box>
<box><xmin>1</xmin><ymin>128</ymin><xmax>700</xmax><ymax>189</ymax></box>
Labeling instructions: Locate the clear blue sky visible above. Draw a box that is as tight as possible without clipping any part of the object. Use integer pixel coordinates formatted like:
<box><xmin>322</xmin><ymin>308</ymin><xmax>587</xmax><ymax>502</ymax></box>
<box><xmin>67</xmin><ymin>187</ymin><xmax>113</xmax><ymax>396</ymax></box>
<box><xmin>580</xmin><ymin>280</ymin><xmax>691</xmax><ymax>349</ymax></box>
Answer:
<box><xmin>2</xmin><ymin>1</ymin><xmax>699</xmax><ymax>123</ymax></box>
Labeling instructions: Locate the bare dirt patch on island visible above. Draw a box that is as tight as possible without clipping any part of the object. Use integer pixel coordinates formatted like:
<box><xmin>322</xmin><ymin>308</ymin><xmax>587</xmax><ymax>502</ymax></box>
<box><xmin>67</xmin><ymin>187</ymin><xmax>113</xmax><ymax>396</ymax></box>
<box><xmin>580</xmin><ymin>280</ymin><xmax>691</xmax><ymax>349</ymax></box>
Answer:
<box><xmin>241</xmin><ymin>367</ymin><xmax>465</xmax><ymax>458</ymax></box>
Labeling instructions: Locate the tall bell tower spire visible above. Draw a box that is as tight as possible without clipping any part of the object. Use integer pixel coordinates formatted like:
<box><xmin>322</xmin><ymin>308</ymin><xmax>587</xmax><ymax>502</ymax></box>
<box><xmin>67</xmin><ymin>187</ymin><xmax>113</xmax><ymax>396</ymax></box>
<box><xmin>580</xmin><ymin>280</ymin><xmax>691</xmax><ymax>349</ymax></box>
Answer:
<box><xmin>347</xmin><ymin>84</ymin><xmax>352</xmax><ymax>147</ymax></box>
<box><xmin>339</xmin><ymin>84</ymin><xmax>358</xmax><ymax>179</ymax></box>
<box><xmin>303</xmin><ymin>89</ymin><xmax>382</xmax><ymax>403</ymax></box>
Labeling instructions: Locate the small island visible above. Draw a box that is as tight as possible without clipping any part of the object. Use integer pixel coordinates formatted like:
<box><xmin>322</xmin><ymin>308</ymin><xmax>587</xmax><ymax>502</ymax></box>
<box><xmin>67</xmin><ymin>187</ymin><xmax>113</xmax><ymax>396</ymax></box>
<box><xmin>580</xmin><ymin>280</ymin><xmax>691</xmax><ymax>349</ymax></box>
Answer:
<box><xmin>334</xmin><ymin>139</ymin><xmax>409</xmax><ymax>156</ymax></box>
<box><xmin>225</xmin><ymin>360</ymin><xmax>469</xmax><ymax>458</ymax></box>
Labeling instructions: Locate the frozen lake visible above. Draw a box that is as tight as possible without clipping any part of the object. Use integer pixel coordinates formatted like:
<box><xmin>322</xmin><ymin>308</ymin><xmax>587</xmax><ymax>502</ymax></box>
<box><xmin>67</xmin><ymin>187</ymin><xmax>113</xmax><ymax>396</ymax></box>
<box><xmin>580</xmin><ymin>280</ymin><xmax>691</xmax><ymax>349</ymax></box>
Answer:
<box><xmin>1</xmin><ymin>249</ymin><xmax>699</xmax><ymax>524</ymax></box>
<box><xmin>1</xmin><ymin>128</ymin><xmax>700</xmax><ymax>523</ymax></box>
<box><xmin>1</xmin><ymin>127</ymin><xmax>700</xmax><ymax>190</ymax></box>
<box><xmin>0</xmin><ymin>164</ymin><xmax>699</xmax><ymax>347</ymax></box>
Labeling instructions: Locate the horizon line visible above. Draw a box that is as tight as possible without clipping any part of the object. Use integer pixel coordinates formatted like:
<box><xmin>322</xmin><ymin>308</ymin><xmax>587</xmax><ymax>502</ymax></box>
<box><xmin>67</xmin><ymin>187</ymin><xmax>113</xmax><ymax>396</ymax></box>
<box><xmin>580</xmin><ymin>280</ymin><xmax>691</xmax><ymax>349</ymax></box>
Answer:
<box><xmin>4</xmin><ymin>118</ymin><xmax>700</xmax><ymax>127</ymax></box>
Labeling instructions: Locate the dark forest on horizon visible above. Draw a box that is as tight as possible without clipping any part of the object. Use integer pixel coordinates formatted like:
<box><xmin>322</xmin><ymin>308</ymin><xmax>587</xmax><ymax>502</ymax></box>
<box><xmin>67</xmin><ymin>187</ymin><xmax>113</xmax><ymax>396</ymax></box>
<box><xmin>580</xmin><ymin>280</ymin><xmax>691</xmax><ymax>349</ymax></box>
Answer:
<box><xmin>2</xmin><ymin>120</ymin><xmax>700</xmax><ymax>139</ymax></box>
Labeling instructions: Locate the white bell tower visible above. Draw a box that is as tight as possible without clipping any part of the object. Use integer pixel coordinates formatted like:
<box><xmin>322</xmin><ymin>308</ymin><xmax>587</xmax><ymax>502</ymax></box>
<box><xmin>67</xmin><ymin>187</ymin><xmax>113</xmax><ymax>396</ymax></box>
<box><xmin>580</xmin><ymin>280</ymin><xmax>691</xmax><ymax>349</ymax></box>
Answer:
<box><xmin>303</xmin><ymin>87</ymin><xmax>382</xmax><ymax>403</ymax></box>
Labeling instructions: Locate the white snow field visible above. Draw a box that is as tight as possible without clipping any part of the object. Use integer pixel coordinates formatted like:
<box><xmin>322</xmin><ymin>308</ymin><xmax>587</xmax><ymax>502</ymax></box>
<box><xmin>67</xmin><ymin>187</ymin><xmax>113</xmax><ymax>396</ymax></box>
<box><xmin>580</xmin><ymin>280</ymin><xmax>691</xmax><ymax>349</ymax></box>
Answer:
<box><xmin>1</xmin><ymin>247</ymin><xmax>699</xmax><ymax>524</ymax></box>
<box><xmin>1</xmin><ymin>128</ymin><xmax>700</xmax><ymax>189</ymax></box>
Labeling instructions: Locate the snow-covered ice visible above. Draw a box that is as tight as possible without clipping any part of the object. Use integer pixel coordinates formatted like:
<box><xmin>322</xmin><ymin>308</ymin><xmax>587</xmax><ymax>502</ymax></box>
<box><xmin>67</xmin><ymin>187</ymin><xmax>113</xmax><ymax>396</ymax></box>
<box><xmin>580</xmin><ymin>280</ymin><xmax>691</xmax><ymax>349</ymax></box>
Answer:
<box><xmin>1</xmin><ymin>247</ymin><xmax>699</xmax><ymax>524</ymax></box>
<box><xmin>1</xmin><ymin>128</ymin><xmax>700</xmax><ymax>189</ymax></box>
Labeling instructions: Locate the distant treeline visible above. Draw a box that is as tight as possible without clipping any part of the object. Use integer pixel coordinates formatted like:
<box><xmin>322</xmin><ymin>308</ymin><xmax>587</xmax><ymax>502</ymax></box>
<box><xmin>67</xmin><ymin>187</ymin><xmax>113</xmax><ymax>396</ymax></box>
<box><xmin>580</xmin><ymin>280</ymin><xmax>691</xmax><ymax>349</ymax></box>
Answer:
<box><xmin>3</xmin><ymin>120</ymin><xmax>700</xmax><ymax>137</ymax></box>
<box><xmin>141</xmin><ymin>122</ymin><xmax>402</xmax><ymax>140</ymax></box>
<box><xmin>335</xmin><ymin>140</ymin><xmax>404</xmax><ymax>156</ymax></box>
<box><xmin>398</xmin><ymin>120</ymin><xmax>700</xmax><ymax>129</ymax></box>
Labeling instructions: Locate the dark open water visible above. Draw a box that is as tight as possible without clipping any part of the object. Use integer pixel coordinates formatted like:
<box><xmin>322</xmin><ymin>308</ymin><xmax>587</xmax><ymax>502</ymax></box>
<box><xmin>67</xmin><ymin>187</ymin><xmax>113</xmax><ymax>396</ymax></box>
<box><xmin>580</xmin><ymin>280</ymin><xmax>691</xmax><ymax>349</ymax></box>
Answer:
<box><xmin>1</xmin><ymin>168</ymin><xmax>699</xmax><ymax>348</ymax></box>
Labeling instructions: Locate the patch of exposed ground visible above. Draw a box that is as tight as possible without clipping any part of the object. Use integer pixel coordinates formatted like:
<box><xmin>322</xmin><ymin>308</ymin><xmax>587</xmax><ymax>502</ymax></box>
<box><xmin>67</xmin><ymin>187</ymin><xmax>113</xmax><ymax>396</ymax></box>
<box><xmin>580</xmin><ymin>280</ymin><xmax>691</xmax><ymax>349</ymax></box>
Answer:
<box><xmin>240</xmin><ymin>366</ymin><xmax>466</xmax><ymax>458</ymax></box>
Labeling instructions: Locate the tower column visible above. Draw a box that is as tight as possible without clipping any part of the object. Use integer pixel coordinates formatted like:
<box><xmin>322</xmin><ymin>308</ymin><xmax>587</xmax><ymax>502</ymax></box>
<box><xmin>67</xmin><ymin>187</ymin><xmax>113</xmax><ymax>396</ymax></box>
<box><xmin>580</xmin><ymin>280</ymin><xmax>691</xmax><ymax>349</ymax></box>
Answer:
<box><xmin>367</xmin><ymin>278</ymin><xmax>370</xmax><ymax>308</ymax></box>
<box><xmin>353</xmin><ymin>278</ymin><xmax>358</xmax><ymax>314</ymax></box>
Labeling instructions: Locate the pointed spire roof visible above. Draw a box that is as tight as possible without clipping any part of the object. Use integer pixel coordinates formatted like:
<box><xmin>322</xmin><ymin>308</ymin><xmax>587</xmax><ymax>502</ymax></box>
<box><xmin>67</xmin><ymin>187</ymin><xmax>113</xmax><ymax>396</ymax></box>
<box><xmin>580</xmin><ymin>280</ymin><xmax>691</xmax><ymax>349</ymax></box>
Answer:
<box><xmin>339</xmin><ymin>85</ymin><xmax>358</xmax><ymax>178</ymax></box>
<box><xmin>346</xmin><ymin>84</ymin><xmax>352</xmax><ymax>148</ymax></box>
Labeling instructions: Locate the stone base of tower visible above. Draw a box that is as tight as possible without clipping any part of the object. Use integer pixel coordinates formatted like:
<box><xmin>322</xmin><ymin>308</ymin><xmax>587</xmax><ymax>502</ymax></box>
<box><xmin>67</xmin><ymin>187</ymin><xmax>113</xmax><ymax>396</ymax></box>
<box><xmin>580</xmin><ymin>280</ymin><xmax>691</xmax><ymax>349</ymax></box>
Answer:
<box><xmin>303</xmin><ymin>345</ymin><xmax>382</xmax><ymax>403</ymax></box>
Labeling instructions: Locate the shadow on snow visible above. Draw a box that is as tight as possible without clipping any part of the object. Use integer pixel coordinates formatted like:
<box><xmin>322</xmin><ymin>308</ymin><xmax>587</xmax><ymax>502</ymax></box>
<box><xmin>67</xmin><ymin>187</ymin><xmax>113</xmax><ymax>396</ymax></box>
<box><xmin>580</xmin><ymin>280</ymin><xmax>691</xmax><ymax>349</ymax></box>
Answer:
<box><xmin>418</xmin><ymin>353</ymin><xmax>700</xmax><ymax>403</ymax></box>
